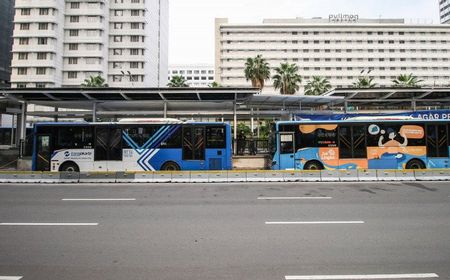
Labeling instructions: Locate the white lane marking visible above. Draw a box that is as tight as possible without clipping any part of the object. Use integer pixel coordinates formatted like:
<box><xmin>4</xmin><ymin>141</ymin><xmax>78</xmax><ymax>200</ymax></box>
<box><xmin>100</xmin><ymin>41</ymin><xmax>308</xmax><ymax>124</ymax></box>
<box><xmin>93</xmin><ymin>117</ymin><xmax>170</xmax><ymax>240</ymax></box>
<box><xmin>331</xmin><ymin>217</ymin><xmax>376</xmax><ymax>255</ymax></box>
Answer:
<box><xmin>0</xmin><ymin>223</ymin><xmax>98</xmax><ymax>226</ymax></box>
<box><xmin>285</xmin><ymin>273</ymin><xmax>439</xmax><ymax>279</ymax></box>
<box><xmin>258</xmin><ymin>197</ymin><xmax>332</xmax><ymax>200</ymax></box>
<box><xmin>62</xmin><ymin>198</ymin><xmax>136</xmax><ymax>201</ymax></box>
<box><xmin>0</xmin><ymin>277</ymin><xmax>23</xmax><ymax>280</ymax></box>
<box><xmin>266</xmin><ymin>221</ymin><xmax>365</xmax><ymax>225</ymax></box>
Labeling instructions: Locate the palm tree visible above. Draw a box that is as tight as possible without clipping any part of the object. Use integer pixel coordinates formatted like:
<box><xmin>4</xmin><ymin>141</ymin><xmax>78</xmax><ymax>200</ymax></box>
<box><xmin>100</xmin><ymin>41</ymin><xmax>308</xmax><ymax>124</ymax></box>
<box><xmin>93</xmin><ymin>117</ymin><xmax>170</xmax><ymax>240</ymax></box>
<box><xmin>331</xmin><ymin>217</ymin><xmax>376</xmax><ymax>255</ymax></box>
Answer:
<box><xmin>244</xmin><ymin>55</ymin><xmax>271</xmax><ymax>90</ymax></box>
<box><xmin>209</xmin><ymin>81</ymin><xmax>222</xmax><ymax>88</ymax></box>
<box><xmin>353</xmin><ymin>77</ymin><xmax>377</xmax><ymax>88</ymax></box>
<box><xmin>304</xmin><ymin>76</ymin><xmax>332</xmax><ymax>95</ymax></box>
<box><xmin>81</xmin><ymin>75</ymin><xmax>108</xmax><ymax>88</ymax></box>
<box><xmin>272</xmin><ymin>63</ymin><xmax>302</xmax><ymax>95</ymax></box>
<box><xmin>167</xmin><ymin>75</ymin><xmax>188</xmax><ymax>87</ymax></box>
<box><xmin>392</xmin><ymin>74</ymin><xmax>423</xmax><ymax>88</ymax></box>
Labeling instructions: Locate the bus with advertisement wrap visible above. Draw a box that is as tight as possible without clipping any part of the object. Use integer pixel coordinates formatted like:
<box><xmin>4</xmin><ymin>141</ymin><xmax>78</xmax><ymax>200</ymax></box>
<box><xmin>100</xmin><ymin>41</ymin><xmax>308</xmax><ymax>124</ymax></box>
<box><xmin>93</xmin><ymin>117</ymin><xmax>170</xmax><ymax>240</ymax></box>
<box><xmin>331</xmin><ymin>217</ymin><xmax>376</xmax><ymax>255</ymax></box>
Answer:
<box><xmin>271</xmin><ymin>117</ymin><xmax>450</xmax><ymax>170</ymax></box>
<box><xmin>32</xmin><ymin>119</ymin><xmax>232</xmax><ymax>172</ymax></box>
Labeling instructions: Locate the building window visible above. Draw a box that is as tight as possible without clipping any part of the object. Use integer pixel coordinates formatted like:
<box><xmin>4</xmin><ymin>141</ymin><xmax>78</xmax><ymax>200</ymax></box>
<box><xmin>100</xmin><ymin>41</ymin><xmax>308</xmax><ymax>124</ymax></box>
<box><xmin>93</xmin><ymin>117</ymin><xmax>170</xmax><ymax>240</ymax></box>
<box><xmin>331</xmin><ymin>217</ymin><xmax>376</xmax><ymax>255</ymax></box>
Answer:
<box><xmin>130</xmin><ymin>35</ymin><xmax>139</xmax><ymax>42</ymax></box>
<box><xmin>130</xmin><ymin>62</ymin><xmax>139</xmax><ymax>68</ymax></box>
<box><xmin>37</xmin><ymin>53</ymin><xmax>47</xmax><ymax>60</ymax></box>
<box><xmin>68</xmin><ymin>57</ymin><xmax>78</xmax><ymax>64</ymax></box>
<box><xmin>21</xmin><ymin>9</ymin><xmax>30</xmax><ymax>15</ymax></box>
<box><xmin>18</xmin><ymin>53</ymin><xmax>28</xmax><ymax>60</ymax></box>
<box><xmin>113</xmin><ymin>36</ymin><xmax>122</xmax><ymax>42</ymax></box>
<box><xmin>36</xmin><ymin>68</ymin><xmax>46</xmax><ymax>75</ymax></box>
<box><xmin>38</xmin><ymin>23</ymin><xmax>48</xmax><ymax>30</ymax></box>
<box><xmin>70</xmin><ymin>2</ymin><xmax>80</xmax><ymax>9</ymax></box>
<box><xmin>36</xmin><ymin>83</ymin><xmax>46</xmax><ymax>88</ymax></box>
<box><xmin>39</xmin><ymin>8</ymin><xmax>49</xmax><ymax>16</ymax></box>
<box><xmin>69</xmin><ymin>43</ymin><xmax>78</xmax><ymax>50</ymax></box>
<box><xmin>69</xmin><ymin>30</ymin><xmax>79</xmax><ymax>36</ymax></box>
<box><xmin>114</xmin><ymin>23</ymin><xmax>123</xmax><ymax>29</ymax></box>
<box><xmin>19</xmin><ymin>38</ymin><xmax>29</xmax><ymax>45</ymax></box>
<box><xmin>37</xmin><ymin>38</ymin><xmax>48</xmax><ymax>45</ymax></box>
<box><xmin>114</xmin><ymin>10</ymin><xmax>123</xmax><ymax>16</ymax></box>
<box><xmin>20</xmin><ymin>23</ymin><xmax>30</xmax><ymax>30</ymax></box>
<box><xmin>70</xmin><ymin>16</ymin><xmax>79</xmax><ymax>23</ymax></box>
<box><xmin>131</xmin><ymin>10</ymin><xmax>140</xmax><ymax>16</ymax></box>
<box><xmin>113</xmin><ymin>49</ymin><xmax>122</xmax><ymax>55</ymax></box>
<box><xmin>130</xmin><ymin>49</ymin><xmax>139</xmax><ymax>55</ymax></box>
<box><xmin>68</xmin><ymin>72</ymin><xmax>77</xmax><ymax>79</ymax></box>
<box><xmin>131</xmin><ymin>23</ymin><xmax>140</xmax><ymax>29</ymax></box>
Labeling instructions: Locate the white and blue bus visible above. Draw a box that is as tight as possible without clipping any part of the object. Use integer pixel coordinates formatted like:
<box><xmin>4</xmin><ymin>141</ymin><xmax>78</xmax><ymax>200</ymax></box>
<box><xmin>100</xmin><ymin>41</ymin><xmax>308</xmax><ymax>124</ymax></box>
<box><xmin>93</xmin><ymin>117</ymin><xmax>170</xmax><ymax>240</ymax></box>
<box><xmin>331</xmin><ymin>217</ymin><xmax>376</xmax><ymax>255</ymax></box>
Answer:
<box><xmin>32</xmin><ymin>119</ymin><xmax>232</xmax><ymax>172</ymax></box>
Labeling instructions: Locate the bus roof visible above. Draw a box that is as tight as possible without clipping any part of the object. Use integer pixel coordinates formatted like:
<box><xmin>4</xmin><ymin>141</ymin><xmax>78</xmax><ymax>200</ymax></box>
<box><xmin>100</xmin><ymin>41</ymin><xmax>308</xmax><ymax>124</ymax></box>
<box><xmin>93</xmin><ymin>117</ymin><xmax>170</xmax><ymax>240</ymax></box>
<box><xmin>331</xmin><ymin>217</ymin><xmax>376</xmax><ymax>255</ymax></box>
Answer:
<box><xmin>277</xmin><ymin>118</ymin><xmax>450</xmax><ymax>125</ymax></box>
<box><xmin>34</xmin><ymin>121</ymin><xmax>228</xmax><ymax>126</ymax></box>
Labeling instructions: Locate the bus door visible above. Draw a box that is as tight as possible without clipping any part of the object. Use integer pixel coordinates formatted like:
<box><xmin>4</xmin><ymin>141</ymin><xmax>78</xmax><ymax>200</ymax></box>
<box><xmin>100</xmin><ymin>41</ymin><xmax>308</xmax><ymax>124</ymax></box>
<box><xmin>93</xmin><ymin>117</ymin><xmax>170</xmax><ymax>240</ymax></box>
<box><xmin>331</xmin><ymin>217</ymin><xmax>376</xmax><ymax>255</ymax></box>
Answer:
<box><xmin>35</xmin><ymin>134</ymin><xmax>51</xmax><ymax>171</ymax></box>
<box><xmin>278</xmin><ymin>132</ymin><xmax>295</xmax><ymax>169</ymax></box>
<box><xmin>426</xmin><ymin>124</ymin><xmax>449</xmax><ymax>168</ymax></box>
<box><xmin>338</xmin><ymin>125</ymin><xmax>367</xmax><ymax>168</ymax></box>
<box><xmin>94</xmin><ymin>127</ymin><xmax>123</xmax><ymax>171</ymax></box>
<box><xmin>183</xmin><ymin>126</ymin><xmax>205</xmax><ymax>169</ymax></box>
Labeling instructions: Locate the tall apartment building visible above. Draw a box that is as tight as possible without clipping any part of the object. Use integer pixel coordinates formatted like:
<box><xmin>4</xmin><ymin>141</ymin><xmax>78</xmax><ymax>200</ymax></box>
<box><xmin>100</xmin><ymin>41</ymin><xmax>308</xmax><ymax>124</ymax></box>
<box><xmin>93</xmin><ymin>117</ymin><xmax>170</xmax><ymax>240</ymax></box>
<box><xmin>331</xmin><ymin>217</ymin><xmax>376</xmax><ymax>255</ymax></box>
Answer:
<box><xmin>215</xmin><ymin>17</ymin><xmax>450</xmax><ymax>93</ymax></box>
<box><xmin>0</xmin><ymin>0</ymin><xmax>15</xmax><ymax>87</ymax></box>
<box><xmin>441</xmin><ymin>0</ymin><xmax>450</xmax><ymax>23</ymax></box>
<box><xmin>168</xmin><ymin>64</ymin><xmax>215</xmax><ymax>87</ymax></box>
<box><xmin>10</xmin><ymin>0</ymin><xmax>168</xmax><ymax>88</ymax></box>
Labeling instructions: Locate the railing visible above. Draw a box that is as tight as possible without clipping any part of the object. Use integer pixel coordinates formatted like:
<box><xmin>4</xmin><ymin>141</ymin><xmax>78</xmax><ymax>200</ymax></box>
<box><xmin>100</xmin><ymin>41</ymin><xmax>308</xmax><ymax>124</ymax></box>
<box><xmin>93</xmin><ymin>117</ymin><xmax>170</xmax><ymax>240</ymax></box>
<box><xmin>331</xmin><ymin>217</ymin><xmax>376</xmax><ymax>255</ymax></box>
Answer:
<box><xmin>235</xmin><ymin>139</ymin><xmax>270</xmax><ymax>155</ymax></box>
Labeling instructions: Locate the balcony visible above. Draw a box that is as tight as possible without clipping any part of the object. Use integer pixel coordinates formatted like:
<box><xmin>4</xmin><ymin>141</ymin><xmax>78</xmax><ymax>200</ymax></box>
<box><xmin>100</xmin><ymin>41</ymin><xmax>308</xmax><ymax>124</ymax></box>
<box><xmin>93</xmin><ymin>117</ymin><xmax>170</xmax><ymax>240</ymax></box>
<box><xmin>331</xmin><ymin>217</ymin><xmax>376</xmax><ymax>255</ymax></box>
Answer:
<box><xmin>65</xmin><ymin>8</ymin><xmax>104</xmax><ymax>16</ymax></box>
<box><xmin>109</xmin><ymin>41</ymin><xmax>146</xmax><ymax>49</ymax></box>
<box><xmin>15</xmin><ymin>0</ymin><xmax>58</xmax><ymax>8</ymax></box>
<box><xmin>12</xmin><ymin>59</ymin><xmax>57</xmax><ymax>68</ymax></box>
<box><xmin>63</xmin><ymin>64</ymin><xmax>105</xmax><ymax>72</ymax></box>
<box><xmin>64</xmin><ymin>21</ymin><xmax>106</xmax><ymax>30</ymax></box>
<box><xmin>12</xmin><ymin>44</ymin><xmax>58</xmax><ymax>53</ymax></box>
<box><xmin>110</xmin><ymin>3</ymin><xmax>145</xmax><ymax>10</ymax></box>
<box><xmin>14</xmin><ymin>15</ymin><xmax>58</xmax><ymax>23</ymax></box>
<box><xmin>64</xmin><ymin>50</ymin><xmax>104</xmax><ymax>58</ymax></box>
<box><xmin>13</xmin><ymin>29</ymin><xmax>58</xmax><ymax>38</ymax></box>
<box><xmin>109</xmin><ymin>16</ymin><xmax>147</xmax><ymax>23</ymax></box>
<box><xmin>64</xmin><ymin>36</ymin><xmax>104</xmax><ymax>44</ymax></box>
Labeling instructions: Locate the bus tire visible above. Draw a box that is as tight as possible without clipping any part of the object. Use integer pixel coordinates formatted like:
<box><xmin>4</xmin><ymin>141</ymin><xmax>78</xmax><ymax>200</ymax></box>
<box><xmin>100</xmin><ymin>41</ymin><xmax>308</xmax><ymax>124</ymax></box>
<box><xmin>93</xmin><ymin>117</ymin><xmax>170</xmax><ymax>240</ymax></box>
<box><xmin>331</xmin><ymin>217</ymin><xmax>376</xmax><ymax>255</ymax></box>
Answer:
<box><xmin>406</xmin><ymin>159</ymin><xmax>426</xmax><ymax>170</ymax></box>
<box><xmin>161</xmin><ymin>161</ymin><xmax>181</xmax><ymax>171</ymax></box>
<box><xmin>304</xmin><ymin>160</ymin><xmax>324</xmax><ymax>171</ymax></box>
<box><xmin>59</xmin><ymin>161</ymin><xmax>80</xmax><ymax>172</ymax></box>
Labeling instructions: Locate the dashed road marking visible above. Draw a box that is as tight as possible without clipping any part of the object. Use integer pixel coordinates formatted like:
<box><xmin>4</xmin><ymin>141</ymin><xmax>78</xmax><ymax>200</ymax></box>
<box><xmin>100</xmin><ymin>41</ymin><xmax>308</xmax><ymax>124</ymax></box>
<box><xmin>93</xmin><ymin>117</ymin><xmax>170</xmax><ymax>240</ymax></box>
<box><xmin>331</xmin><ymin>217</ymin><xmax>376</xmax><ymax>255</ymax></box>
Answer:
<box><xmin>257</xmin><ymin>197</ymin><xmax>332</xmax><ymax>200</ymax></box>
<box><xmin>62</xmin><ymin>198</ymin><xmax>136</xmax><ymax>201</ymax></box>
<box><xmin>266</xmin><ymin>221</ymin><xmax>365</xmax><ymax>225</ymax></box>
<box><xmin>285</xmin><ymin>273</ymin><xmax>439</xmax><ymax>279</ymax></box>
<box><xmin>0</xmin><ymin>223</ymin><xmax>98</xmax><ymax>226</ymax></box>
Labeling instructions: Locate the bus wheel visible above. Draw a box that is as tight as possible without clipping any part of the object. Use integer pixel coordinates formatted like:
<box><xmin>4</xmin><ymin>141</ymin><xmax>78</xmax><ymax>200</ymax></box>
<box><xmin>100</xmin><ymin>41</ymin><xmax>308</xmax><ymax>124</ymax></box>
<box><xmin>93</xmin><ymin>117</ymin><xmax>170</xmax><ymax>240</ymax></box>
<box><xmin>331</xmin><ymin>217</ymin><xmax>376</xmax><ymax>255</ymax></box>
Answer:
<box><xmin>304</xmin><ymin>161</ymin><xmax>324</xmax><ymax>171</ymax></box>
<box><xmin>161</xmin><ymin>161</ymin><xmax>180</xmax><ymax>171</ymax></box>
<box><xmin>59</xmin><ymin>162</ymin><xmax>80</xmax><ymax>172</ymax></box>
<box><xmin>406</xmin><ymin>159</ymin><xmax>425</xmax><ymax>169</ymax></box>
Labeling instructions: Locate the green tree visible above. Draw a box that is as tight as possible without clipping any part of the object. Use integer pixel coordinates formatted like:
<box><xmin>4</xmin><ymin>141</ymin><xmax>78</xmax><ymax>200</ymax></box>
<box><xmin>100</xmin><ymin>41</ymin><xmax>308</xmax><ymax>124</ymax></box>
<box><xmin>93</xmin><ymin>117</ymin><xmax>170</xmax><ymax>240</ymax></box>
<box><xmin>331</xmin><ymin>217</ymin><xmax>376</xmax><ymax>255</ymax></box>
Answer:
<box><xmin>392</xmin><ymin>74</ymin><xmax>423</xmax><ymax>88</ymax></box>
<box><xmin>167</xmin><ymin>75</ymin><xmax>188</xmax><ymax>87</ymax></box>
<box><xmin>244</xmin><ymin>55</ymin><xmax>271</xmax><ymax>90</ymax></box>
<box><xmin>353</xmin><ymin>77</ymin><xmax>377</xmax><ymax>88</ymax></box>
<box><xmin>81</xmin><ymin>75</ymin><xmax>108</xmax><ymax>88</ymax></box>
<box><xmin>272</xmin><ymin>63</ymin><xmax>302</xmax><ymax>95</ymax></box>
<box><xmin>304</xmin><ymin>76</ymin><xmax>332</xmax><ymax>95</ymax></box>
<box><xmin>209</xmin><ymin>81</ymin><xmax>222</xmax><ymax>88</ymax></box>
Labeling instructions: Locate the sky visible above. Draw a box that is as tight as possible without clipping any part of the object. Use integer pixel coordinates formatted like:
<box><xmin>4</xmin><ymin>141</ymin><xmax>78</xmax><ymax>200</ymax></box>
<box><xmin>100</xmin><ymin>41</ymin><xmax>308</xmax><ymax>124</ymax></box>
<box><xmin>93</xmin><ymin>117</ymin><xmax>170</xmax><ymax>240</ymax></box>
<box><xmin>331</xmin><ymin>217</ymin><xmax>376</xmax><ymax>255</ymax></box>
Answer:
<box><xmin>168</xmin><ymin>0</ymin><xmax>441</xmax><ymax>65</ymax></box>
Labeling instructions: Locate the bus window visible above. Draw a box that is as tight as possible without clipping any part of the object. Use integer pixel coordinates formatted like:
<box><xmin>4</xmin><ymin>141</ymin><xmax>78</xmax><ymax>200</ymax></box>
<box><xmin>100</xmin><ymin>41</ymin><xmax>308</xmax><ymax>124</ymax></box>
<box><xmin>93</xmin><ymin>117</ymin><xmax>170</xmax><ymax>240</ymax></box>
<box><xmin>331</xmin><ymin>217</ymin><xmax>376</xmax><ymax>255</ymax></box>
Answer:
<box><xmin>57</xmin><ymin>126</ymin><xmax>93</xmax><ymax>149</ymax></box>
<box><xmin>206</xmin><ymin>126</ymin><xmax>226</xmax><ymax>148</ymax></box>
<box><xmin>280</xmin><ymin>133</ymin><xmax>294</xmax><ymax>154</ymax></box>
<box><xmin>161</xmin><ymin>126</ymin><xmax>182</xmax><ymax>148</ymax></box>
<box><xmin>183</xmin><ymin>126</ymin><xmax>205</xmax><ymax>160</ymax></box>
<box><xmin>94</xmin><ymin>127</ymin><xmax>122</xmax><ymax>161</ymax></box>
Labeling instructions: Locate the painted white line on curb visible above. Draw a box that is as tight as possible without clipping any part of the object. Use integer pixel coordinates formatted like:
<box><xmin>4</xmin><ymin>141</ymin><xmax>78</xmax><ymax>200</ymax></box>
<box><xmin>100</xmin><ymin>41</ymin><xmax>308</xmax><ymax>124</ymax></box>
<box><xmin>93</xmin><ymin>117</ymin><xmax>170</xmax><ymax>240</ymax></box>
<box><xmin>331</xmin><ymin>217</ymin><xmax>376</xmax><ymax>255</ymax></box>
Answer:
<box><xmin>0</xmin><ymin>223</ymin><xmax>98</xmax><ymax>226</ymax></box>
<box><xmin>0</xmin><ymin>277</ymin><xmax>23</xmax><ymax>280</ymax></box>
<box><xmin>266</xmin><ymin>221</ymin><xmax>365</xmax><ymax>225</ymax></box>
<box><xmin>257</xmin><ymin>197</ymin><xmax>332</xmax><ymax>200</ymax></box>
<box><xmin>285</xmin><ymin>273</ymin><xmax>439</xmax><ymax>279</ymax></box>
<box><xmin>62</xmin><ymin>198</ymin><xmax>136</xmax><ymax>201</ymax></box>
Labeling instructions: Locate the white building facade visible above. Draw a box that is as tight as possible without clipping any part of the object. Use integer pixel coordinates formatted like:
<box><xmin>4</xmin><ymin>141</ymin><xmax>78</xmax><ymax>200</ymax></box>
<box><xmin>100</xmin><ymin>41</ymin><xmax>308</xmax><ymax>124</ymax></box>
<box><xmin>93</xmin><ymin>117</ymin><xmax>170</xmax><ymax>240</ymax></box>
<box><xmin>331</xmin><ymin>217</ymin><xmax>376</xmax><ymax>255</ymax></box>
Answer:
<box><xmin>441</xmin><ymin>0</ymin><xmax>450</xmax><ymax>24</ymax></box>
<box><xmin>10</xmin><ymin>0</ymin><xmax>168</xmax><ymax>88</ymax></box>
<box><xmin>215</xmin><ymin>17</ymin><xmax>450</xmax><ymax>93</ymax></box>
<box><xmin>168</xmin><ymin>64</ymin><xmax>215</xmax><ymax>87</ymax></box>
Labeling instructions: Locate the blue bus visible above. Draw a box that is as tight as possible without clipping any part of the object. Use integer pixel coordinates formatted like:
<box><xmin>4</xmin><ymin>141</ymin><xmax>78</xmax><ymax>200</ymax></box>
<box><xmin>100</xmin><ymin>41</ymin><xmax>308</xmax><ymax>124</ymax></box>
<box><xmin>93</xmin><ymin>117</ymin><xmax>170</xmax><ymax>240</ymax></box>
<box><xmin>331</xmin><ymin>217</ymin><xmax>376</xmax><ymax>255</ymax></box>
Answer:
<box><xmin>32</xmin><ymin>119</ymin><xmax>232</xmax><ymax>172</ymax></box>
<box><xmin>271</xmin><ymin>118</ymin><xmax>450</xmax><ymax>170</ymax></box>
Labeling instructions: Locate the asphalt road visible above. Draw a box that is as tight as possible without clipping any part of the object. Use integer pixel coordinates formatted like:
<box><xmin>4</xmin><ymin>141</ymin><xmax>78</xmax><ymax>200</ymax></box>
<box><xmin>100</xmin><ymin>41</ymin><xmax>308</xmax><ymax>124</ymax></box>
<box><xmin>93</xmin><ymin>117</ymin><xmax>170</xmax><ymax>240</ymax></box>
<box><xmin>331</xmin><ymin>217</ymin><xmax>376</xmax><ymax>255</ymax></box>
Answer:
<box><xmin>0</xmin><ymin>181</ymin><xmax>449</xmax><ymax>280</ymax></box>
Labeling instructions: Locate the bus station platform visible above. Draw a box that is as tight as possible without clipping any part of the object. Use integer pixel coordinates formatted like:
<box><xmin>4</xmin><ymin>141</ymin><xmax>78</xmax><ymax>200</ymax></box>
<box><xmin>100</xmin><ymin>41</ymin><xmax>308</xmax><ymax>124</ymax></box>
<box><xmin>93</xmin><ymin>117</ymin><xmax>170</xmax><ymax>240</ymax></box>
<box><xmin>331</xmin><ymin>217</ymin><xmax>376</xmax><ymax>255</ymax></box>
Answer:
<box><xmin>0</xmin><ymin>169</ymin><xmax>449</xmax><ymax>184</ymax></box>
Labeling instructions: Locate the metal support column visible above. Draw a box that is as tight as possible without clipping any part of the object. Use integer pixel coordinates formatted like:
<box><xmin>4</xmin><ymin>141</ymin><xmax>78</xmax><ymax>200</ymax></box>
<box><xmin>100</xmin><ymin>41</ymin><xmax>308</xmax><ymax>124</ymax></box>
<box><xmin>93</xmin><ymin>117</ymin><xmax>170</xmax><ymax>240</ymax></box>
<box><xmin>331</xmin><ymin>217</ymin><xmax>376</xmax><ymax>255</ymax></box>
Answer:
<box><xmin>250</xmin><ymin>108</ymin><xmax>254</xmax><ymax>136</ymax></box>
<box><xmin>19</xmin><ymin>102</ymin><xmax>27</xmax><ymax>157</ymax></box>
<box><xmin>92</xmin><ymin>102</ymin><xmax>97</xmax><ymax>122</ymax></box>
<box><xmin>163</xmin><ymin>101</ymin><xmax>167</xmax><ymax>118</ymax></box>
<box><xmin>54</xmin><ymin>107</ymin><xmax>59</xmax><ymax>122</ymax></box>
<box><xmin>233</xmin><ymin>94</ymin><xmax>237</xmax><ymax>155</ymax></box>
<box><xmin>344</xmin><ymin>100</ymin><xmax>348</xmax><ymax>114</ymax></box>
<box><xmin>412</xmin><ymin>100</ymin><xmax>417</xmax><ymax>112</ymax></box>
